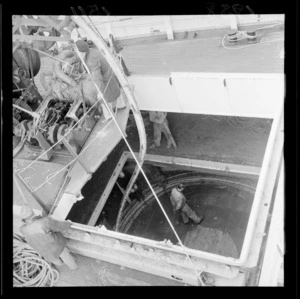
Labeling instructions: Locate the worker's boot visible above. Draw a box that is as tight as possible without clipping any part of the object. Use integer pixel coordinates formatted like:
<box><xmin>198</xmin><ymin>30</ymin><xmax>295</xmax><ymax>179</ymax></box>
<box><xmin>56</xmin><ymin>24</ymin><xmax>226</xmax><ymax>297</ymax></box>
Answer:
<box><xmin>189</xmin><ymin>211</ymin><xmax>203</xmax><ymax>224</ymax></box>
<box><xmin>195</xmin><ymin>215</ymin><xmax>204</xmax><ymax>224</ymax></box>
<box><xmin>182</xmin><ymin>204</ymin><xmax>203</xmax><ymax>224</ymax></box>
<box><xmin>167</xmin><ymin>140</ymin><xmax>172</xmax><ymax>149</ymax></box>
<box><xmin>181</xmin><ymin>213</ymin><xmax>189</xmax><ymax>224</ymax></box>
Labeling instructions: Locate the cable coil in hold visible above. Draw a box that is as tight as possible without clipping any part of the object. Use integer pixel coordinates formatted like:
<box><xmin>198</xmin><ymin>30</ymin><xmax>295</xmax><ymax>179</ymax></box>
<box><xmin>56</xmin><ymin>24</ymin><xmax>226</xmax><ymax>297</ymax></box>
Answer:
<box><xmin>13</xmin><ymin>234</ymin><xmax>60</xmax><ymax>287</ymax></box>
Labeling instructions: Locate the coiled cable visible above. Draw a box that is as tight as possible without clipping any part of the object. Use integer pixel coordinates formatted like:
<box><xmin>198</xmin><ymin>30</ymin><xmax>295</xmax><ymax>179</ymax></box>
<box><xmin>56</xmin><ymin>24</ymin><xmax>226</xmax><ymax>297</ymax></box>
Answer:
<box><xmin>13</xmin><ymin>234</ymin><xmax>60</xmax><ymax>287</ymax></box>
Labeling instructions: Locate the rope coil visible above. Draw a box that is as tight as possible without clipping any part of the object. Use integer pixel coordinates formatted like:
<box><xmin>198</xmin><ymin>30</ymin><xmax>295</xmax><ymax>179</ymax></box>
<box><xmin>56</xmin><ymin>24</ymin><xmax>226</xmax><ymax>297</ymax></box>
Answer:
<box><xmin>13</xmin><ymin>234</ymin><xmax>60</xmax><ymax>287</ymax></box>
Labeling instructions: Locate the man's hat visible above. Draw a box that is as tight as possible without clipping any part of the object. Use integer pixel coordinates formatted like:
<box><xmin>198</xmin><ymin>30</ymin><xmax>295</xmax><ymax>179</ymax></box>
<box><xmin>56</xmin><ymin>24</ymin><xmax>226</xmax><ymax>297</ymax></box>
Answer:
<box><xmin>75</xmin><ymin>40</ymin><xmax>89</xmax><ymax>52</ymax></box>
<box><xmin>177</xmin><ymin>183</ymin><xmax>184</xmax><ymax>189</ymax></box>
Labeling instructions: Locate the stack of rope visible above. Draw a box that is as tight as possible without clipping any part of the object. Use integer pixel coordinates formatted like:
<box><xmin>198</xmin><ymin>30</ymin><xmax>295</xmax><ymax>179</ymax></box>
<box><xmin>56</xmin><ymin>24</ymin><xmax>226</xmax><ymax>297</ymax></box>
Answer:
<box><xmin>13</xmin><ymin>234</ymin><xmax>60</xmax><ymax>287</ymax></box>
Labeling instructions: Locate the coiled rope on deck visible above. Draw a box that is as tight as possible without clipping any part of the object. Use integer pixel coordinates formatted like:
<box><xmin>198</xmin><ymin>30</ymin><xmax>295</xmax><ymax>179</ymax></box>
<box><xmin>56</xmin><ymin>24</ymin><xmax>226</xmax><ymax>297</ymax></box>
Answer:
<box><xmin>13</xmin><ymin>234</ymin><xmax>60</xmax><ymax>287</ymax></box>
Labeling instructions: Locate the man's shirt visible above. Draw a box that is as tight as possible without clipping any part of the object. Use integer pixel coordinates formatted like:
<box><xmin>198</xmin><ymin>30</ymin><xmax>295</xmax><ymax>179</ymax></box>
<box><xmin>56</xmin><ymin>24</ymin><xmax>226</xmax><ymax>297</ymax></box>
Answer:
<box><xmin>170</xmin><ymin>188</ymin><xmax>186</xmax><ymax>210</ymax></box>
<box><xmin>149</xmin><ymin>111</ymin><xmax>167</xmax><ymax>124</ymax></box>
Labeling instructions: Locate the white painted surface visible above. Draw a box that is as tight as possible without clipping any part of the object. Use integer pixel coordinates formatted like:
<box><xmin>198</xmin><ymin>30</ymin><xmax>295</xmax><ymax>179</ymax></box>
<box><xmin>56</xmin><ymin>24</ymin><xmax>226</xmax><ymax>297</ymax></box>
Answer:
<box><xmin>258</xmin><ymin>162</ymin><xmax>284</xmax><ymax>286</ymax></box>
<box><xmin>52</xmin><ymin>193</ymin><xmax>78</xmax><ymax>219</ymax></box>
<box><xmin>128</xmin><ymin>152</ymin><xmax>261</xmax><ymax>175</ymax></box>
<box><xmin>172</xmin><ymin>76</ymin><xmax>230</xmax><ymax>116</ymax></box>
<box><xmin>225</xmin><ymin>77</ymin><xmax>284</xmax><ymax>117</ymax></box>
<box><xmin>229</xmin><ymin>15</ymin><xmax>238</xmax><ymax>30</ymax></box>
<box><xmin>128</xmin><ymin>75</ymin><xmax>182</xmax><ymax>112</ymax></box>
<box><xmin>239</xmin><ymin>104</ymin><xmax>283</xmax><ymax>266</ymax></box>
<box><xmin>129</xmin><ymin>73</ymin><xmax>284</xmax><ymax>118</ymax></box>
<box><xmin>164</xmin><ymin>16</ymin><xmax>174</xmax><ymax>40</ymax></box>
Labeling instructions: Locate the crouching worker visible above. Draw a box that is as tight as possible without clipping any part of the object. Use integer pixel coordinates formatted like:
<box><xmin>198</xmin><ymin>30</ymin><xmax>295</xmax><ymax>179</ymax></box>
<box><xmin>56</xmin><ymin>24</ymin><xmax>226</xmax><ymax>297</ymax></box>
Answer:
<box><xmin>170</xmin><ymin>184</ymin><xmax>203</xmax><ymax>225</ymax></box>
<box><xmin>20</xmin><ymin>206</ymin><xmax>77</xmax><ymax>270</ymax></box>
<box><xmin>75</xmin><ymin>40</ymin><xmax>126</xmax><ymax>123</ymax></box>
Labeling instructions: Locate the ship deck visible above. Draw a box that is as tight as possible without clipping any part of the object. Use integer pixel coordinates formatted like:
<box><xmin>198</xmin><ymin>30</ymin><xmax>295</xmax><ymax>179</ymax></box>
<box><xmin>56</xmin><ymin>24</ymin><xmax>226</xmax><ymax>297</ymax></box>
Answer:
<box><xmin>55</xmin><ymin>253</ymin><xmax>185</xmax><ymax>286</ymax></box>
<box><xmin>127</xmin><ymin>112</ymin><xmax>270</xmax><ymax>167</ymax></box>
<box><xmin>121</xmin><ymin>28</ymin><xmax>284</xmax><ymax>75</ymax></box>
<box><xmin>14</xmin><ymin>25</ymin><xmax>280</xmax><ymax>286</ymax></box>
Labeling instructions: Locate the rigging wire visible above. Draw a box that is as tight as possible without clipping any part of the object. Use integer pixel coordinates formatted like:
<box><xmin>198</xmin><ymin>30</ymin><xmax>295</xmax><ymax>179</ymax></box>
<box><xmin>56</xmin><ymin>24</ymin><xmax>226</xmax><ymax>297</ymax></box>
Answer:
<box><xmin>75</xmin><ymin>16</ymin><xmax>207</xmax><ymax>286</ymax></box>
<box><xmin>14</xmin><ymin>17</ymin><xmax>282</xmax><ymax>285</ymax></box>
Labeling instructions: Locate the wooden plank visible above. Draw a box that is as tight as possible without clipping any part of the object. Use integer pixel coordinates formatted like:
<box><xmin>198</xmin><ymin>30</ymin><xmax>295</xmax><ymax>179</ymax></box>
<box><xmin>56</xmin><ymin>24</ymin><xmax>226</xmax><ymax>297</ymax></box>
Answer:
<box><xmin>121</xmin><ymin>31</ymin><xmax>284</xmax><ymax>75</ymax></box>
<box><xmin>64</xmin><ymin>222</ymin><xmax>241</xmax><ymax>276</ymax></box>
<box><xmin>39</xmin><ymin>16</ymin><xmax>69</xmax><ymax>39</ymax></box>
<box><xmin>12</xmin><ymin>17</ymin><xmax>49</xmax><ymax>27</ymax></box>
<box><xmin>39</xmin><ymin>16</ymin><xmax>60</xmax><ymax>31</ymax></box>
<box><xmin>129</xmin><ymin>152</ymin><xmax>261</xmax><ymax>176</ymax></box>
<box><xmin>240</xmin><ymin>105</ymin><xmax>283</xmax><ymax>266</ymax></box>
<box><xmin>164</xmin><ymin>16</ymin><xmax>174</xmax><ymax>40</ymax></box>
<box><xmin>258</xmin><ymin>163</ymin><xmax>284</xmax><ymax>286</ymax></box>
<box><xmin>12</xmin><ymin>18</ymin><xmax>23</xmax><ymax>34</ymax></box>
<box><xmin>54</xmin><ymin>253</ymin><xmax>182</xmax><ymax>286</ymax></box>
<box><xmin>229</xmin><ymin>15</ymin><xmax>238</xmax><ymax>30</ymax></box>
<box><xmin>61</xmin><ymin>226</ymin><xmax>241</xmax><ymax>286</ymax></box>
<box><xmin>13</xmin><ymin>34</ymin><xmax>69</xmax><ymax>42</ymax></box>
<box><xmin>61</xmin><ymin>139</ymin><xmax>91</xmax><ymax>174</ymax></box>
<box><xmin>88</xmin><ymin>152</ymin><xmax>129</xmax><ymax>226</ymax></box>
<box><xmin>105</xmin><ymin>22</ymin><xmax>113</xmax><ymax>39</ymax></box>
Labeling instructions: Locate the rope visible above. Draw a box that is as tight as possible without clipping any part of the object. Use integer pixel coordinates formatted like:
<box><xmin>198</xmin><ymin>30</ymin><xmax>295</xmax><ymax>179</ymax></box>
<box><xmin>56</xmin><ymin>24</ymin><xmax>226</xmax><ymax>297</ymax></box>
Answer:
<box><xmin>221</xmin><ymin>29</ymin><xmax>283</xmax><ymax>50</ymax></box>
<box><xmin>92</xmin><ymin>263</ymin><xmax>115</xmax><ymax>286</ymax></box>
<box><xmin>13</xmin><ymin>234</ymin><xmax>60</xmax><ymax>287</ymax></box>
<box><xmin>222</xmin><ymin>35</ymin><xmax>284</xmax><ymax>50</ymax></box>
<box><xmin>75</xmin><ymin>16</ymin><xmax>207</xmax><ymax>286</ymax></box>
<box><xmin>17</xmin><ymin>18</ymin><xmax>205</xmax><ymax>285</ymax></box>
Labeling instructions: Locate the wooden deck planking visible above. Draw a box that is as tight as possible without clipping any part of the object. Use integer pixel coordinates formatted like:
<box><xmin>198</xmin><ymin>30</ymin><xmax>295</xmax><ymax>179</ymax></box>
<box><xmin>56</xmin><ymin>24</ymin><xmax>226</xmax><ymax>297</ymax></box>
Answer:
<box><xmin>55</xmin><ymin>253</ymin><xmax>185</xmax><ymax>286</ymax></box>
<box><xmin>122</xmin><ymin>31</ymin><xmax>284</xmax><ymax>75</ymax></box>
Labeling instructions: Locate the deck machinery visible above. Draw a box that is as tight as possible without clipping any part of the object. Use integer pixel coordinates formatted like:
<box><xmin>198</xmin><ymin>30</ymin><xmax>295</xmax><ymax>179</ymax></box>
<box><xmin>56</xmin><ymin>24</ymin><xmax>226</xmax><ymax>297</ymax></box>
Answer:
<box><xmin>12</xmin><ymin>15</ymin><xmax>284</xmax><ymax>286</ymax></box>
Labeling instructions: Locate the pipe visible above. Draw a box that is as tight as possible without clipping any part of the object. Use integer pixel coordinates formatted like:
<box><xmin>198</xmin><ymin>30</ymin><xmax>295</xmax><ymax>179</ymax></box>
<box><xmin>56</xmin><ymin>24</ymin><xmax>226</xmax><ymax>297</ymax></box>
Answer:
<box><xmin>13</xmin><ymin>104</ymin><xmax>40</xmax><ymax>118</ymax></box>
<box><xmin>71</xmin><ymin>16</ymin><xmax>147</xmax><ymax>232</ymax></box>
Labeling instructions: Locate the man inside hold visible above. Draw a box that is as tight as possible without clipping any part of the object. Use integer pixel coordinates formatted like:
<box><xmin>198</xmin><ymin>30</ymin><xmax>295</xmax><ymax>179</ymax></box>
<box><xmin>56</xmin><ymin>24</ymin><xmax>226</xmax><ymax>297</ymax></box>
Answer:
<box><xmin>149</xmin><ymin>111</ymin><xmax>176</xmax><ymax>149</ymax></box>
<box><xmin>170</xmin><ymin>184</ymin><xmax>203</xmax><ymax>225</ymax></box>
